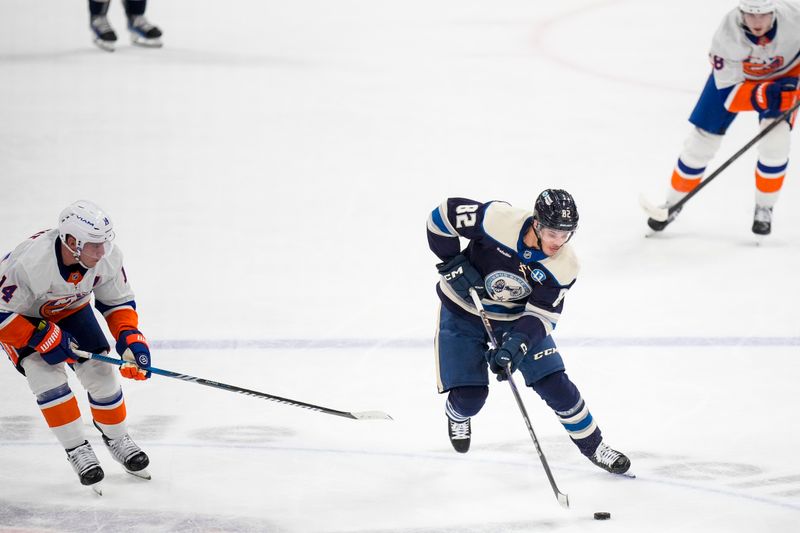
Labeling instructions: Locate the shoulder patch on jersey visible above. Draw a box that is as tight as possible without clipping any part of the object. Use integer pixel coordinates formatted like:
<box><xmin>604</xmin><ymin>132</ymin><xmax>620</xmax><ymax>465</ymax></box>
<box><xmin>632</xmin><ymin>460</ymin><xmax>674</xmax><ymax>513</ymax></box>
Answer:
<box><xmin>539</xmin><ymin>243</ymin><xmax>579</xmax><ymax>286</ymax></box>
<box><xmin>482</xmin><ymin>202</ymin><xmax>531</xmax><ymax>250</ymax></box>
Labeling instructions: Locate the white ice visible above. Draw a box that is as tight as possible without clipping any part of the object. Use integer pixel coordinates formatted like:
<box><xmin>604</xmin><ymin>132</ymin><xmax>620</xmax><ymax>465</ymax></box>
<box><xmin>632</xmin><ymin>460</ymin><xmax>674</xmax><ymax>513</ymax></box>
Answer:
<box><xmin>1</xmin><ymin>0</ymin><xmax>799</xmax><ymax>531</ymax></box>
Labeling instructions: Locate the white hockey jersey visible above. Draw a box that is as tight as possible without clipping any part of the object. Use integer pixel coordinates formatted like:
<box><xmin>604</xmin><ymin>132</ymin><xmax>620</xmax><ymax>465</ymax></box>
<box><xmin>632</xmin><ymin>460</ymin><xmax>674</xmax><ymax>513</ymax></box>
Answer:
<box><xmin>711</xmin><ymin>0</ymin><xmax>800</xmax><ymax>89</ymax></box>
<box><xmin>0</xmin><ymin>229</ymin><xmax>136</xmax><ymax>349</ymax></box>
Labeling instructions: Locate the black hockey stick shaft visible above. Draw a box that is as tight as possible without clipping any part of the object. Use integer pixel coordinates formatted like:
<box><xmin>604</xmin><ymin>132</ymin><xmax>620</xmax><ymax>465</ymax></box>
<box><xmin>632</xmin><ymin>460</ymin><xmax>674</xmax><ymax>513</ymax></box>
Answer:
<box><xmin>668</xmin><ymin>98</ymin><xmax>800</xmax><ymax>217</ymax></box>
<box><xmin>468</xmin><ymin>289</ymin><xmax>570</xmax><ymax>509</ymax></box>
<box><xmin>83</xmin><ymin>352</ymin><xmax>392</xmax><ymax>420</ymax></box>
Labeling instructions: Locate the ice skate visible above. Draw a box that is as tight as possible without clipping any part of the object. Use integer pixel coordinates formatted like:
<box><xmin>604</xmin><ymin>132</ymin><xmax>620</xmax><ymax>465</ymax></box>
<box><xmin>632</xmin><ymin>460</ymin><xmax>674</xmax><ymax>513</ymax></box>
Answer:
<box><xmin>447</xmin><ymin>415</ymin><xmax>471</xmax><ymax>453</ymax></box>
<box><xmin>90</xmin><ymin>15</ymin><xmax>117</xmax><ymax>52</ymax></box>
<box><xmin>66</xmin><ymin>441</ymin><xmax>105</xmax><ymax>491</ymax></box>
<box><xmin>588</xmin><ymin>441</ymin><xmax>631</xmax><ymax>475</ymax></box>
<box><xmin>102</xmin><ymin>432</ymin><xmax>151</xmax><ymax>480</ymax></box>
<box><xmin>128</xmin><ymin>15</ymin><xmax>163</xmax><ymax>48</ymax></box>
<box><xmin>752</xmin><ymin>205</ymin><xmax>772</xmax><ymax>236</ymax></box>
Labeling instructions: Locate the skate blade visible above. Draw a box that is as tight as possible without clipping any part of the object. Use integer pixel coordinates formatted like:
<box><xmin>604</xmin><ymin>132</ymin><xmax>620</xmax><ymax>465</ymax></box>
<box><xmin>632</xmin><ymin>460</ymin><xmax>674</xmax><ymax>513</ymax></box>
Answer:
<box><xmin>131</xmin><ymin>36</ymin><xmax>163</xmax><ymax>48</ymax></box>
<box><xmin>93</xmin><ymin>39</ymin><xmax>115</xmax><ymax>52</ymax></box>
<box><xmin>126</xmin><ymin>467</ymin><xmax>151</xmax><ymax>480</ymax></box>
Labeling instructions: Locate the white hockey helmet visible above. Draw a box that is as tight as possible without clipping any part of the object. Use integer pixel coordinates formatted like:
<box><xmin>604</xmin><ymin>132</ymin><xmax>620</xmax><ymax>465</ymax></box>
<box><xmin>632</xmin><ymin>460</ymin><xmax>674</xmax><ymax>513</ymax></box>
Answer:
<box><xmin>739</xmin><ymin>0</ymin><xmax>775</xmax><ymax>14</ymax></box>
<box><xmin>58</xmin><ymin>200</ymin><xmax>115</xmax><ymax>265</ymax></box>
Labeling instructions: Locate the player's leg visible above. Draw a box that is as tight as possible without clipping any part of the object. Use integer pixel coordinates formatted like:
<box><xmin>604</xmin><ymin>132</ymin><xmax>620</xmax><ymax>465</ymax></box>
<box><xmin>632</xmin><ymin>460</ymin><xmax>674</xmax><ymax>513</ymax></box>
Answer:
<box><xmin>123</xmin><ymin>0</ymin><xmax>163</xmax><ymax>47</ymax></box>
<box><xmin>649</xmin><ymin>74</ymin><xmax>734</xmax><ymax>231</ymax></box>
<box><xmin>519</xmin><ymin>338</ymin><xmax>630</xmax><ymax>474</ymax></box>
<box><xmin>752</xmin><ymin>115</ymin><xmax>792</xmax><ymax>235</ymax></box>
<box><xmin>15</xmin><ymin>348</ymin><xmax>105</xmax><ymax>486</ymax></box>
<box><xmin>88</xmin><ymin>0</ymin><xmax>117</xmax><ymax>52</ymax></box>
<box><xmin>435</xmin><ymin>304</ymin><xmax>490</xmax><ymax>453</ymax></box>
<box><xmin>60</xmin><ymin>306</ymin><xmax>150</xmax><ymax>475</ymax></box>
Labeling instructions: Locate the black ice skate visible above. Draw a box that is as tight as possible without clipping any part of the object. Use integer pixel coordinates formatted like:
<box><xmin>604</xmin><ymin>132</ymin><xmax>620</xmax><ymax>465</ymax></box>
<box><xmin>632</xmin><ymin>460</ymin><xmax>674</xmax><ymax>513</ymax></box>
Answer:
<box><xmin>752</xmin><ymin>205</ymin><xmax>773</xmax><ymax>236</ymax></box>
<box><xmin>90</xmin><ymin>15</ymin><xmax>117</xmax><ymax>52</ymax></box>
<box><xmin>647</xmin><ymin>204</ymin><xmax>682</xmax><ymax>232</ymax></box>
<box><xmin>447</xmin><ymin>415</ymin><xmax>471</xmax><ymax>453</ymax></box>
<box><xmin>102</xmin><ymin>432</ymin><xmax>151</xmax><ymax>479</ymax></box>
<box><xmin>128</xmin><ymin>15</ymin><xmax>163</xmax><ymax>48</ymax></box>
<box><xmin>66</xmin><ymin>441</ymin><xmax>105</xmax><ymax>486</ymax></box>
<box><xmin>589</xmin><ymin>442</ymin><xmax>631</xmax><ymax>475</ymax></box>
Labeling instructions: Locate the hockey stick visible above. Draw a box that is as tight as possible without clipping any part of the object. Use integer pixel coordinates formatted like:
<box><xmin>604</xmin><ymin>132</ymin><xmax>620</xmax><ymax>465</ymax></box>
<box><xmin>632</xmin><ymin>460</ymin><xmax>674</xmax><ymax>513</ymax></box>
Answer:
<box><xmin>79</xmin><ymin>352</ymin><xmax>392</xmax><ymax>421</ymax></box>
<box><xmin>640</xmin><ymin>98</ymin><xmax>800</xmax><ymax>225</ymax></box>
<box><xmin>468</xmin><ymin>288</ymin><xmax>570</xmax><ymax>509</ymax></box>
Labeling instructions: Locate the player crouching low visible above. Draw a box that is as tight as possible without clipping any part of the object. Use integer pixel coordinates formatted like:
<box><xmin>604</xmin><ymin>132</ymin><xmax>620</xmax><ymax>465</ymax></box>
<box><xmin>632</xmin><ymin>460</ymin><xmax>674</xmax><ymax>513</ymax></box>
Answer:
<box><xmin>0</xmin><ymin>200</ymin><xmax>153</xmax><ymax>491</ymax></box>
<box><xmin>428</xmin><ymin>190</ymin><xmax>630</xmax><ymax>475</ymax></box>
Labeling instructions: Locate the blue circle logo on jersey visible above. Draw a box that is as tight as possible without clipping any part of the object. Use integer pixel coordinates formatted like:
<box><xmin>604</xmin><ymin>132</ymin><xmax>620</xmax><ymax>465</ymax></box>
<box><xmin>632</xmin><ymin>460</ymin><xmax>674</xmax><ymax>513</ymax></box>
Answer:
<box><xmin>486</xmin><ymin>271</ymin><xmax>532</xmax><ymax>301</ymax></box>
<box><xmin>531</xmin><ymin>269</ymin><xmax>547</xmax><ymax>283</ymax></box>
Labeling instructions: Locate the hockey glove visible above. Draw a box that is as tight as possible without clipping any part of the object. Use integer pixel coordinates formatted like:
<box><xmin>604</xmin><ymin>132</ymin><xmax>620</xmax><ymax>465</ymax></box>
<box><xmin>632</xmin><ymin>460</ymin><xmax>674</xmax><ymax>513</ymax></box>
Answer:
<box><xmin>484</xmin><ymin>332</ymin><xmax>528</xmax><ymax>382</ymax></box>
<box><xmin>751</xmin><ymin>79</ymin><xmax>798</xmax><ymax>119</ymax></box>
<box><xmin>436</xmin><ymin>254</ymin><xmax>486</xmax><ymax>300</ymax></box>
<box><xmin>116</xmin><ymin>329</ymin><xmax>151</xmax><ymax>380</ymax></box>
<box><xmin>27</xmin><ymin>321</ymin><xmax>80</xmax><ymax>365</ymax></box>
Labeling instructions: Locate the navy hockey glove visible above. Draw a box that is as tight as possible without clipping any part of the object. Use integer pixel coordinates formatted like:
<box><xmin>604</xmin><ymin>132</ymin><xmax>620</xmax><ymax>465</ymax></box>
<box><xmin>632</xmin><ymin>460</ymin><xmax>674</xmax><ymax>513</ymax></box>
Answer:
<box><xmin>116</xmin><ymin>329</ymin><xmax>151</xmax><ymax>380</ymax></box>
<box><xmin>28</xmin><ymin>321</ymin><xmax>80</xmax><ymax>365</ymax></box>
<box><xmin>484</xmin><ymin>332</ymin><xmax>528</xmax><ymax>381</ymax></box>
<box><xmin>436</xmin><ymin>254</ymin><xmax>486</xmax><ymax>300</ymax></box>
<box><xmin>751</xmin><ymin>79</ymin><xmax>798</xmax><ymax>118</ymax></box>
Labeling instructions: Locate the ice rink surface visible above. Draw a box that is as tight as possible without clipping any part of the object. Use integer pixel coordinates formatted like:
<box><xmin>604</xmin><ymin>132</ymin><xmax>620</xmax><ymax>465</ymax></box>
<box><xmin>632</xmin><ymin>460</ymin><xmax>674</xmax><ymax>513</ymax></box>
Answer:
<box><xmin>1</xmin><ymin>0</ymin><xmax>799</xmax><ymax>531</ymax></box>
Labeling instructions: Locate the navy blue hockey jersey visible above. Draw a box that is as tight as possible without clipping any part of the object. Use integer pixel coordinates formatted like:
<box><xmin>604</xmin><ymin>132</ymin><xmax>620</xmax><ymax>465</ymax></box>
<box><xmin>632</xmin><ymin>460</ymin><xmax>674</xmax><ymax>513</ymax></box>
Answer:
<box><xmin>427</xmin><ymin>198</ymin><xmax>579</xmax><ymax>347</ymax></box>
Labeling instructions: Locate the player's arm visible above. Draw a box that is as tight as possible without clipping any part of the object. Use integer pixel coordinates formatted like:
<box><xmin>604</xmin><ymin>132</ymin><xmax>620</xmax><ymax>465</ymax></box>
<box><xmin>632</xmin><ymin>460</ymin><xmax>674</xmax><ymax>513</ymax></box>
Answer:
<box><xmin>427</xmin><ymin>198</ymin><xmax>488</xmax><ymax>299</ymax></box>
<box><xmin>0</xmin><ymin>268</ymin><xmax>80</xmax><ymax>364</ymax></box>
<box><xmin>426</xmin><ymin>198</ymin><xmax>487</xmax><ymax>260</ymax></box>
<box><xmin>94</xmin><ymin>265</ymin><xmax>151</xmax><ymax>380</ymax></box>
<box><xmin>709</xmin><ymin>53</ymin><xmax>798</xmax><ymax>115</ymax></box>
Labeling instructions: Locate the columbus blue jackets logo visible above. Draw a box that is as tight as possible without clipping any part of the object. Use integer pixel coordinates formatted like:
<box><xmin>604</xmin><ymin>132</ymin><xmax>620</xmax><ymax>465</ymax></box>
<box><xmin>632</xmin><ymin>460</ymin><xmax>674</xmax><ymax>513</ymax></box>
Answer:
<box><xmin>486</xmin><ymin>271</ymin><xmax>532</xmax><ymax>302</ymax></box>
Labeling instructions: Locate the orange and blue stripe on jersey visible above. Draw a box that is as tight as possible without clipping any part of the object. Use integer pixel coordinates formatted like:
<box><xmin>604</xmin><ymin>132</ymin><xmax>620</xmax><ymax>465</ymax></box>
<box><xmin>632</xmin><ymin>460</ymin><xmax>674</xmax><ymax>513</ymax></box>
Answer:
<box><xmin>671</xmin><ymin>158</ymin><xmax>705</xmax><ymax>193</ymax></box>
<box><xmin>0</xmin><ymin>311</ymin><xmax>36</xmax><ymax>348</ymax></box>
<box><xmin>756</xmin><ymin>160</ymin><xmax>788</xmax><ymax>193</ymax></box>
<box><xmin>95</xmin><ymin>299</ymin><xmax>139</xmax><ymax>340</ymax></box>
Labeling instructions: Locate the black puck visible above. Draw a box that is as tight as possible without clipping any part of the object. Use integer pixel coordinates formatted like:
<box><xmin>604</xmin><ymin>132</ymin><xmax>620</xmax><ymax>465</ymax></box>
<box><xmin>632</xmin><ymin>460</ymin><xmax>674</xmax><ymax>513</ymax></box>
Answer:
<box><xmin>594</xmin><ymin>512</ymin><xmax>611</xmax><ymax>520</ymax></box>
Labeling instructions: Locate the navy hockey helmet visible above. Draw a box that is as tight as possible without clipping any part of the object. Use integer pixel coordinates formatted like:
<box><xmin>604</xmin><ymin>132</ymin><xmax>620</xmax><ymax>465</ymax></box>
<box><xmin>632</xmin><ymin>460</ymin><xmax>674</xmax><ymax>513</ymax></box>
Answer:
<box><xmin>533</xmin><ymin>189</ymin><xmax>579</xmax><ymax>232</ymax></box>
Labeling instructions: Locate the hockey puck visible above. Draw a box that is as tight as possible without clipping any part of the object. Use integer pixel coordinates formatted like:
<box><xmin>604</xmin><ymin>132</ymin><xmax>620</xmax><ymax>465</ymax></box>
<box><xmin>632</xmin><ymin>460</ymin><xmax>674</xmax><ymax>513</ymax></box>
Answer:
<box><xmin>594</xmin><ymin>512</ymin><xmax>611</xmax><ymax>520</ymax></box>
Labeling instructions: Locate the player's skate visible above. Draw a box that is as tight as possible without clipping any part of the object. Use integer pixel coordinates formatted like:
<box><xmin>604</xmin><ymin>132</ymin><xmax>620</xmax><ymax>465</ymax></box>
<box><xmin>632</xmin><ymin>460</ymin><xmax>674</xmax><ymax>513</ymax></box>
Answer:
<box><xmin>128</xmin><ymin>15</ymin><xmax>163</xmax><ymax>48</ymax></box>
<box><xmin>66</xmin><ymin>441</ymin><xmax>105</xmax><ymax>493</ymax></box>
<box><xmin>588</xmin><ymin>441</ymin><xmax>631</xmax><ymax>475</ymax></box>
<box><xmin>752</xmin><ymin>205</ymin><xmax>772</xmax><ymax>236</ymax></box>
<box><xmin>102</xmin><ymin>432</ymin><xmax>151</xmax><ymax>480</ymax></box>
<box><xmin>90</xmin><ymin>15</ymin><xmax>117</xmax><ymax>52</ymax></box>
<box><xmin>647</xmin><ymin>203</ymin><xmax>682</xmax><ymax>232</ymax></box>
<box><xmin>447</xmin><ymin>415</ymin><xmax>471</xmax><ymax>453</ymax></box>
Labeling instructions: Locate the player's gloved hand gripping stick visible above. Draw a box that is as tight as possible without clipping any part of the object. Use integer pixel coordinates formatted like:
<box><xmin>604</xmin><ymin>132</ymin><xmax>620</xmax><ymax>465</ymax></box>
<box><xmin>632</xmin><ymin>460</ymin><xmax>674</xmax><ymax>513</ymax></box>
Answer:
<box><xmin>73</xmin><ymin>350</ymin><xmax>392</xmax><ymax>421</ymax></box>
<box><xmin>469</xmin><ymin>287</ymin><xmax>570</xmax><ymax>509</ymax></box>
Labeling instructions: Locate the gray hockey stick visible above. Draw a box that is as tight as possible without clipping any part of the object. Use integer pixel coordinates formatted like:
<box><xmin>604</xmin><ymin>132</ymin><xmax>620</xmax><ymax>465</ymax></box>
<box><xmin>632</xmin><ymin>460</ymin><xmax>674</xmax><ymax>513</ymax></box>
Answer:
<box><xmin>640</xmin><ymin>97</ymin><xmax>800</xmax><ymax>225</ymax></box>
<box><xmin>80</xmin><ymin>352</ymin><xmax>392</xmax><ymax>421</ymax></box>
<box><xmin>468</xmin><ymin>288</ymin><xmax>570</xmax><ymax>509</ymax></box>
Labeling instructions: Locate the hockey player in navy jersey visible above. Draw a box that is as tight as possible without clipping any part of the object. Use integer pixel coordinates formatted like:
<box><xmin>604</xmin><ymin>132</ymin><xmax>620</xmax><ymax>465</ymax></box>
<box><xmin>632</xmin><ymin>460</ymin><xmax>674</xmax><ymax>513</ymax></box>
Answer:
<box><xmin>649</xmin><ymin>0</ymin><xmax>800</xmax><ymax>235</ymax></box>
<box><xmin>89</xmin><ymin>0</ymin><xmax>163</xmax><ymax>51</ymax></box>
<box><xmin>427</xmin><ymin>189</ymin><xmax>630</xmax><ymax>475</ymax></box>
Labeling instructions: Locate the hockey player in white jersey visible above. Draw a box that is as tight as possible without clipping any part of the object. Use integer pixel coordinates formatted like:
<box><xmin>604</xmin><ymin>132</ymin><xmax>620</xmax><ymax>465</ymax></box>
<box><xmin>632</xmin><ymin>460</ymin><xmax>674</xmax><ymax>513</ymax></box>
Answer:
<box><xmin>0</xmin><ymin>201</ymin><xmax>153</xmax><ymax>490</ymax></box>
<box><xmin>648</xmin><ymin>0</ymin><xmax>800</xmax><ymax>235</ymax></box>
<box><xmin>89</xmin><ymin>0</ymin><xmax>163</xmax><ymax>52</ymax></box>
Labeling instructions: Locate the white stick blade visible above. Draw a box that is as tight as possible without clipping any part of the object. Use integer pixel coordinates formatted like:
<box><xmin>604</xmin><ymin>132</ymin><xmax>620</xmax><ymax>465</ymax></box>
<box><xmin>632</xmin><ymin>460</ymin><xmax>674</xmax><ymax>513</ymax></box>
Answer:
<box><xmin>351</xmin><ymin>411</ymin><xmax>393</xmax><ymax>420</ymax></box>
<box><xmin>558</xmin><ymin>492</ymin><xmax>570</xmax><ymax>508</ymax></box>
<box><xmin>638</xmin><ymin>193</ymin><xmax>669</xmax><ymax>222</ymax></box>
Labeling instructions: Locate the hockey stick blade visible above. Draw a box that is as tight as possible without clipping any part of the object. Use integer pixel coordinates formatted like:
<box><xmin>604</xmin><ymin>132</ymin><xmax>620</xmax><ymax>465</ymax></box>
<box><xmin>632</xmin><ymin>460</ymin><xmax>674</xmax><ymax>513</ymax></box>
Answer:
<box><xmin>350</xmin><ymin>411</ymin><xmax>393</xmax><ymax>420</ymax></box>
<box><xmin>638</xmin><ymin>193</ymin><xmax>668</xmax><ymax>222</ymax></box>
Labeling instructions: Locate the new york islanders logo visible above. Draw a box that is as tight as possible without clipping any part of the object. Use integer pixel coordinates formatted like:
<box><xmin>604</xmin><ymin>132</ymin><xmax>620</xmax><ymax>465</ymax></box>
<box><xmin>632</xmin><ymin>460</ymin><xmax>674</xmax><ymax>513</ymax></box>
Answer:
<box><xmin>743</xmin><ymin>56</ymin><xmax>784</xmax><ymax>77</ymax></box>
<box><xmin>40</xmin><ymin>293</ymin><xmax>89</xmax><ymax>319</ymax></box>
<box><xmin>486</xmin><ymin>271</ymin><xmax>532</xmax><ymax>302</ymax></box>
